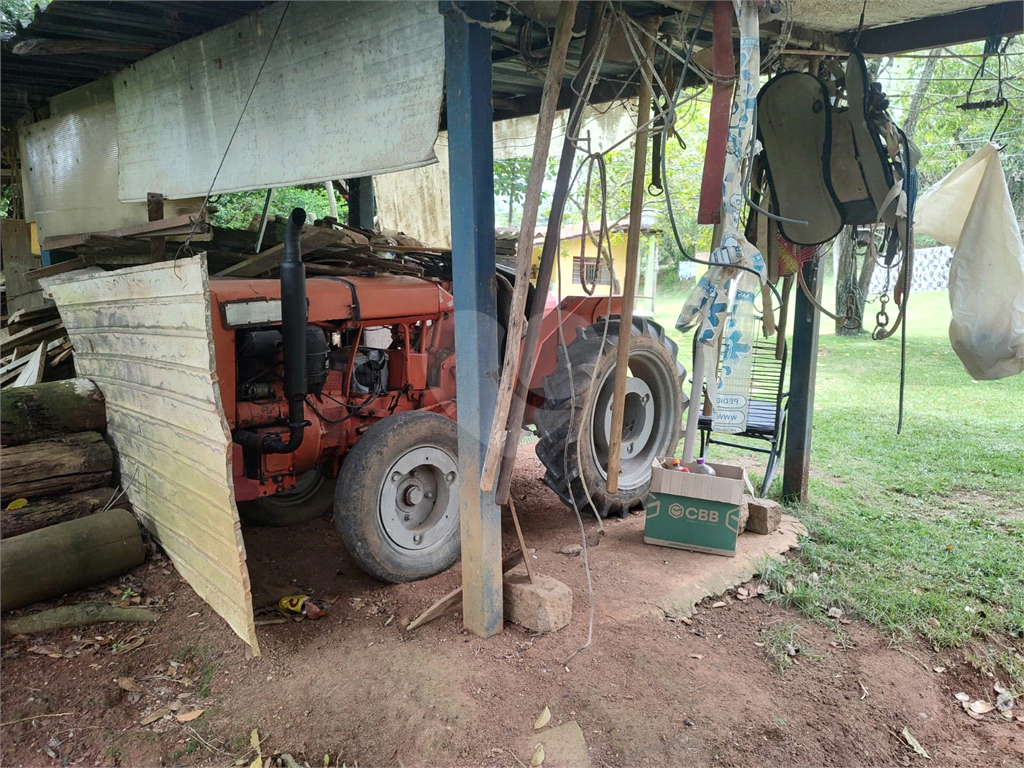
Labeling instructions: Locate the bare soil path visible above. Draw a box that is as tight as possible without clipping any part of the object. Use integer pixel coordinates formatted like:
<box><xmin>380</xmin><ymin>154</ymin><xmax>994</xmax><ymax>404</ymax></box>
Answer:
<box><xmin>2</xmin><ymin>447</ymin><xmax>1020</xmax><ymax>767</ymax></box>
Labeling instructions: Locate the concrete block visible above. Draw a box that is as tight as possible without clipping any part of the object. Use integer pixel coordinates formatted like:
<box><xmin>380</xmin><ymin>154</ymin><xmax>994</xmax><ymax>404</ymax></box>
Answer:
<box><xmin>524</xmin><ymin>721</ymin><xmax>591</xmax><ymax>768</ymax></box>
<box><xmin>746</xmin><ymin>498</ymin><xmax>782</xmax><ymax>535</ymax></box>
<box><xmin>738</xmin><ymin>495</ymin><xmax>750</xmax><ymax>533</ymax></box>
<box><xmin>504</xmin><ymin>567</ymin><xmax>572</xmax><ymax>633</ymax></box>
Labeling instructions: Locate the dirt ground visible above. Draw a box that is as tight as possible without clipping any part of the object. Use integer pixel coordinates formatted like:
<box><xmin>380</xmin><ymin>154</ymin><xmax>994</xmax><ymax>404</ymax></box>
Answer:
<box><xmin>1</xmin><ymin>446</ymin><xmax>1021</xmax><ymax>767</ymax></box>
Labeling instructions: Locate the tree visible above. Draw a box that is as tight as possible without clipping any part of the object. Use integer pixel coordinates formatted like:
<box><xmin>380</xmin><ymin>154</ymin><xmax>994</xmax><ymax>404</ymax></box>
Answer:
<box><xmin>493</xmin><ymin>157</ymin><xmax>532</xmax><ymax>226</ymax></box>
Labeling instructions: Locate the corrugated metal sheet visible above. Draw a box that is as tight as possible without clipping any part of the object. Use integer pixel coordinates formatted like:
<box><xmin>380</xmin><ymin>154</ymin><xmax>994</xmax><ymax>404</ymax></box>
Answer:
<box><xmin>47</xmin><ymin>256</ymin><xmax>259</xmax><ymax>655</ymax></box>
<box><xmin>114</xmin><ymin>1</ymin><xmax>444</xmax><ymax>202</ymax></box>
<box><xmin>374</xmin><ymin>104</ymin><xmax>638</xmax><ymax>248</ymax></box>
<box><xmin>20</xmin><ymin>76</ymin><xmax>203</xmax><ymax>241</ymax></box>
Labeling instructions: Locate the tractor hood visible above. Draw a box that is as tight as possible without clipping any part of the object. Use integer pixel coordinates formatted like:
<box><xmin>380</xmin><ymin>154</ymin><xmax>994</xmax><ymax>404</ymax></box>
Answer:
<box><xmin>209</xmin><ymin>274</ymin><xmax>454</xmax><ymax>326</ymax></box>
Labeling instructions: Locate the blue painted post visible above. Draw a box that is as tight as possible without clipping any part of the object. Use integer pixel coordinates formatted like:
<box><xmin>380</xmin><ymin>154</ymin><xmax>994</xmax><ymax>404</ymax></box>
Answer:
<box><xmin>442</xmin><ymin>0</ymin><xmax>503</xmax><ymax>638</ymax></box>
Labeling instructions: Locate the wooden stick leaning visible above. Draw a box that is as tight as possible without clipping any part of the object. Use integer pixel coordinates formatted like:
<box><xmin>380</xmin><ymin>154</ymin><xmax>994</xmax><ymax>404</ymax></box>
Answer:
<box><xmin>506</xmin><ymin>498</ymin><xmax>536</xmax><ymax>584</ymax></box>
<box><xmin>479</xmin><ymin>0</ymin><xmax>578</xmax><ymax>494</ymax></box>
<box><xmin>605</xmin><ymin>30</ymin><xmax>656</xmax><ymax>494</ymax></box>
<box><xmin>406</xmin><ymin>550</ymin><xmax>524</xmax><ymax>631</ymax></box>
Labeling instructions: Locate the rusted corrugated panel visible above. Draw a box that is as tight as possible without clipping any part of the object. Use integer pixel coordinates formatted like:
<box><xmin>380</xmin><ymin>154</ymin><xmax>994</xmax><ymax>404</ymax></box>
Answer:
<box><xmin>19</xmin><ymin>77</ymin><xmax>203</xmax><ymax>242</ymax></box>
<box><xmin>47</xmin><ymin>256</ymin><xmax>259</xmax><ymax>655</ymax></box>
<box><xmin>114</xmin><ymin>1</ymin><xmax>444</xmax><ymax>202</ymax></box>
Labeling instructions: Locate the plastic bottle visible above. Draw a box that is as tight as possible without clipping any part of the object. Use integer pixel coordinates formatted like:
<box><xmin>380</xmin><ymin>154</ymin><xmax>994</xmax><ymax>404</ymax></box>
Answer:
<box><xmin>692</xmin><ymin>457</ymin><xmax>717</xmax><ymax>476</ymax></box>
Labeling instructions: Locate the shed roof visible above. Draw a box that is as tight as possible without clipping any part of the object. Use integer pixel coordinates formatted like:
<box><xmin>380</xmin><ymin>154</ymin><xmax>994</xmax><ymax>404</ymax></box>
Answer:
<box><xmin>2</xmin><ymin>1</ymin><xmax>1020</xmax><ymax>130</ymax></box>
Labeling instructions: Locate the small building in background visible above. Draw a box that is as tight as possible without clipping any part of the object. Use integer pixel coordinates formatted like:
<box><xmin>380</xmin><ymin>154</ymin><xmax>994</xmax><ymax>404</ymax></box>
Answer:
<box><xmin>495</xmin><ymin>214</ymin><xmax>660</xmax><ymax>315</ymax></box>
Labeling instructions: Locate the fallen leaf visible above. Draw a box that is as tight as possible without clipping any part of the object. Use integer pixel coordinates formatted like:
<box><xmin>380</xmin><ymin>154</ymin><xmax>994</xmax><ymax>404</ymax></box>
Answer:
<box><xmin>6</xmin><ymin>498</ymin><xmax>28</xmax><ymax>510</ymax></box>
<box><xmin>176</xmin><ymin>709</ymin><xmax>204</xmax><ymax>722</ymax></box>
<box><xmin>954</xmin><ymin>692</ymin><xmax>970</xmax><ymax>703</ymax></box>
<box><xmin>711</xmin><ymin>601</ymin><xmax>726</xmax><ymax>609</ymax></box>
<box><xmin>932</xmin><ymin>667</ymin><xmax>946</xmax><ymax>674</ymax></box>
<box><xmin>901</xmin><ymin>727</ymin><xmax>930</xmax><ymax>759</ymax></box>
<box><xmin>324</xmin><ymin>754</ymin><xmax>331</xmax><ymax>767</ymax></box>
<box><xmin>996</xmin><ymin>692</ymin><xmax>1014</xmax><ymax>712</ymax></box>
<box><xmin>530</xmin><ymin>743</ymin><xmax>545</xmax><ymax>767</ymax></box>
<box><xmin>827</xmin><ymin>607</ymin><xmax>844</xmax><ymax>619</ymax></box>
<box><xmin>679</xmin><ymin>616</ymin><xmax>692</xmax><ymax>626</ymax></box>
<box><xmin>117</xmin><ymin>677</ymin><xmax>142</xmax><ymax>692</ymax></box>
<box><xmin>112</xmin><ymin>637</ymin><xmax>145</xmax><ymax>655</ymax></box>
<box><xmin>756</xmin><ymin>584</ymin><xmax>770</xmax><ymax>596</ymax></box>
<box><xmin>753</xmin><ymin>642</ymin><xmax>765</xmax><ymax>647</ymax></box>
<box><xmin>1000</xmin><ymin>710</ymin><xmax>1013</xmax><ymax>721</ymax></box>
<box><xmin>736</xmin><ymin>587</ymin><xmax>749</xmax><ymax>598</ymax></box>
<box><xmin>689</xmin><ymin>654</ymin><xmax>704</xmax><ymax>659</ymax></box>
<box><xmin>140</xmin><ymin>705</ymin><xmax>173</xmax><ymax>725</ymax></box>
<box><xmin>250</xmin><ymin>728</ymin><xmax>261</xmax><ymax>750</ymax></box>
<box><xmin>926</xmin><ymin>617</ymin><xmax>941</xmax><ymax>628</ymax></box>
<box><xmin>785</xmin><ymin>643</ymin><xmax>798</xmax><ymax>657</ymax></box>
<box><xmin>534</xmin><ymin>706</ymin><xmax>551</xmax><ymax>730</ymax></box>
<box><xmin>250</xmin><ymin>759</ymin><xmax>263</xmax><ymax>768</ymax></box>
<box><xmin>967</xmin><ymin>700</ymin><xmax>995</xmax><ymax>715</ymax></box>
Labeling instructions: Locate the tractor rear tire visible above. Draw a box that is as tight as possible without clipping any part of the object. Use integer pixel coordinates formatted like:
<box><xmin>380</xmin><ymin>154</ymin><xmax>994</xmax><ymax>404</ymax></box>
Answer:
<box><xmin>237</xmin><ymin>469</ymin><xmax>336</xmax><ymax>527</ymax></box>
<box><xmin>334</xmin><ymin>411</ymin><xmax>461</xmax><ymax>583</ymax></box>
<box><xmin>534</xmin><ymin>318</ymin><xmax>685</xmax><ymax>518</ymax></box>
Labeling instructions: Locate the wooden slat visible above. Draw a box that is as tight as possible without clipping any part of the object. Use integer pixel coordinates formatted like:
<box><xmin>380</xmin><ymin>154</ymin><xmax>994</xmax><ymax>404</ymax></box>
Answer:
<box><xmin>41</xmin><ymin>212</ymin><xmax>207</xmax><ymax>251</ymax></box>
<box><xmin>0</xmin><ymin>319</ymin><xmax>64</xmax><ymax>354</ymax></box>
<box><xmin>25</xmin><ymin>258</ymin><xmax>88</xmax><ymax>281</ymax></box>
<box><xmin>214</xmin><ymin>228</ymin><xmax>348</xmax><ymax>278</ymax></box>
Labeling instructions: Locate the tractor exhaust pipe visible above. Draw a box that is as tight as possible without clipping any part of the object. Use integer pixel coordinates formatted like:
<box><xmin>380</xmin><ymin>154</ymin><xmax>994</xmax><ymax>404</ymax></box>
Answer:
<box><xmin>234</xmin><ymin>207</ymin><xmax>309</xmax><ymax>455</ymax></box>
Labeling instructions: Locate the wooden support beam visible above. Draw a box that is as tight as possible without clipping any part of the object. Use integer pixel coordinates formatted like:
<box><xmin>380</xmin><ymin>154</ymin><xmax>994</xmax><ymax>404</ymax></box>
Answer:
<box><xmin>697</xmin><ymin>1</ymin><xmax>734</xmax><ymax>225</ymax></box>
<box><xmin>606</xmin><ymin>29</ymin><xmax>656</xmax><ymax>495</ymax></box>
<box><xmin>492</xmin><ymin>1</ymin><xmax>609</xmax><ymax>506</ymax></box>
<box><xmin>480</xmin><ymin>0</ymin><xmax>577</xmax><ymax>493</ymax></box>
<box><xmin>855</xmin><ymin>1</ymin><xmax>1023</xmax><ymax>56</ymax></box>
<box><xmin>782</xmin><ymin>259</ymin><xmax>822</xmax><ymax>502</ymax></box>
<box><xmin>442</xmin><ymin>0</ymin><xmax>503</xmax><ymax>639</ymax></box>
<box><xmin>347</xmin><ymin>177</ymin><xmax>375</xmax><ymax>231</ymax></box>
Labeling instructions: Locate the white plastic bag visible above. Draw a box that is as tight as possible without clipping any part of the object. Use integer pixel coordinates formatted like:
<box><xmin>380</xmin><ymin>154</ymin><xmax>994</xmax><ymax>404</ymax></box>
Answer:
<box><xmin>914</xmin><ymin>144</ymin><xmax>1024</xmax><ymax>380</ymax></box>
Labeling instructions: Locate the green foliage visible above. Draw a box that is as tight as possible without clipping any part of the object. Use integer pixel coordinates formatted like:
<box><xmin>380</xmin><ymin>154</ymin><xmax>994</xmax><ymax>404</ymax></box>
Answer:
<box><xmin>0</xmin><ymin>0</ymin><xmax>42</xmax><ymax>31</ymax></box>
<box><xmin>494</xmin><ymin>157</ymin><xmax>532</xmax><ymax>226</ymax></box>
<box><xmin>210</xmin><ymin>185</ymin><xmax>340</xmax><ymax>230</ymax></box>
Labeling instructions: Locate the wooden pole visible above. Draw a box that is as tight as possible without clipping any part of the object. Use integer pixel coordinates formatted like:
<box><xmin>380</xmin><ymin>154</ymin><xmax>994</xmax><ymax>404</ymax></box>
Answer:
<box><xmin>479</xmin><ymin>0</ymin><xmax>577</xmax><ymax>494</ymax></box>
<box><xmin>506</xmin><ymin>498</ymin><xmax>535</xmax><ymax>584</ymax></box>
<box><xmin>0</xmin><ymin>432</ymin><xmax>112</xmax><ymax>504</ymax></box>
<box><xmin>0</xmin><ymin>509</ymin><xmax>146</xmax><ymax>612</ymax></box>
<box><xmin>1</xmin><ymin>378</ymin><xmax>106</xmax><ymax>447</ymax></box>
<box><xmin>492</xmin><ymin>2</ymin><xmax>609</xmax><ymax>506</ymax></box>
<box><xmin>605</xmin><ymin>31</ymin><xmax>656</xmax><ymax>494</ymax></box>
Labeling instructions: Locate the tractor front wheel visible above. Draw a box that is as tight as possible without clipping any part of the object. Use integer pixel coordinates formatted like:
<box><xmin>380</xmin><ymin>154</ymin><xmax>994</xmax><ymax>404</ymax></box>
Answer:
<box><xmin>334</xmin><ymin>411</ymin><xmax>461</xmax><ymax>583</ymax></box>
<box><xmin>237</xmin><ymin>469</ymin><xmax>336</xmax><ymax>527</ymax></box>
<box><xmin>534</xmin><ymin>318</ymin><xmax>684</xmax><ymax>518</ymax></box>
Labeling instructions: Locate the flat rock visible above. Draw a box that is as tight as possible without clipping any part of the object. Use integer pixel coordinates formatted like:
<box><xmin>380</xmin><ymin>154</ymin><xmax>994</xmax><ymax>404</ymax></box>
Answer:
<box><xmin>746</xmin><ymin>498</ymin><xmax>782</xmax><ymax>535</ymax></box>
<box><xmin>504</xmin><ymin>568</ymin><xmax>572</xmax><ymax>633</ymax></box>
<box><xmin>524</xmin><ymin>720</ymin><xmax>591</xmax><ymax>768</ymax></box>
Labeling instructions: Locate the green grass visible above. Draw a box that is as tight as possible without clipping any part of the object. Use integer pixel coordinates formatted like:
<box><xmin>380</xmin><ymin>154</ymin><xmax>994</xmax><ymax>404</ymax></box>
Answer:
<box><xmin>653</xmin><ymin>284</ymin><xmax>1024</xmax><ymax>688</ymax></box>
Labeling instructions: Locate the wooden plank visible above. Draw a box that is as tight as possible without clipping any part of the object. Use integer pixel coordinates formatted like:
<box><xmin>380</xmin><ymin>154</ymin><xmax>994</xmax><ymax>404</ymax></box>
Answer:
<box><xmin>214</xmin><ymin>228</ymin><xmax>345</xmax><ymax>278</ymax></box>
<box><xmin>10</xmin><ymin>342</ymin><xmax>47</xmax><ymax>388</ymax></box>
<box><xmin>7</xmin><ymin>305</ymin><xmax>58</xmax><ymax>328</ymax></box>
<box><xmin>0</xmin><ymin>220</ymin><xmax>41</xmax><ymax>308</ymax></box>
<box><xmin>0</xmin><ymin>319</ymin><xmax>64</xmax><ymax>355</ymax></box>
<box><xmin>41</xmin><ymin>212</ymin><xmax>207</xmax><ymax>251</ymax></box>
<box><xmin>25</xmin><ymin>257</ymin><xmax>88</xmax><ymax>281</ymax></box>
<box><xmin>480</xmin><ymin>0</ymin><xmax>576</xmax><ymax>494</ymax></box>
<box><xmin>606</xmin><ymin>29</ymin><xmax>656</xmax><ymax>494</ymax></box>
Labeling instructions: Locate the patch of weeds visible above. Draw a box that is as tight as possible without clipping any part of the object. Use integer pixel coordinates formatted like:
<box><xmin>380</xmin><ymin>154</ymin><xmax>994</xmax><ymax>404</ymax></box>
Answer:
<box><xmin>760</xmin><ymin>622</ymin><xmax>801</xmax><ymax>672</ymax></box>
<box><xmin>172</xmin><ymin>737</ymin><xmax>201</xmax><ymax>762</ymax></box>
<box><xmin>196</xmin><ymin>660</ymin><xmax>218</xmax><ymax>698</ymax></box>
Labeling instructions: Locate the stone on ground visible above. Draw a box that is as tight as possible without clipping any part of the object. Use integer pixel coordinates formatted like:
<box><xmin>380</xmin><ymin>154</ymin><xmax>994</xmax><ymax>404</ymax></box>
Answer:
<box><xmin>504</xmin><ymin>567</ymin><xmax>572</xmax><ymax>633</ymax></box>
<box><xmin>746</xmin><ymin>498</ymin><xmax>782</xmax><ymax>535</ymax></box>
<box><xmin>524</xmin><ymin>720</ymin><xmax>591</xmax><ymax>768</ymax></box>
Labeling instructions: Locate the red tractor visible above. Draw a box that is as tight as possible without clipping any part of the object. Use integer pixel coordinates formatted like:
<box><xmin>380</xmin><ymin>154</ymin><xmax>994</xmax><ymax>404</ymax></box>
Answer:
<box><xmin>211</xmin><ymin>209</ymin><xmax>685</xmax><ymax>582</ymax></box>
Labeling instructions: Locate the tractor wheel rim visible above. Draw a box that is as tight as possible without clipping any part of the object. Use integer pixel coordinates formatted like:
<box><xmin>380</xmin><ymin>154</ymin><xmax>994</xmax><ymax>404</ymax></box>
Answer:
<box><xmin>590</xmin><ymin>347</ymin><xmax>678</xmax><ymax>489</ymax></box>
<box><xmin>379</xmin><ymin>445</ymin><xmax>459</xmax><ymax>552</ymax></box>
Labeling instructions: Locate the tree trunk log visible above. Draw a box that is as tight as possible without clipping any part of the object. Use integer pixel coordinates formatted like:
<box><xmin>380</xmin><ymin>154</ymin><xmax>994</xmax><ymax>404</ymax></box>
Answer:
<box><xmin>1</xmin><ymin>602</ymin><xmax>158</xmax><ymax>638</ymax></box>
<box><xmin>1</xmin><ymin>378</ymin><xmax>106</xmax><ymax>447</ymax></box>
<box><xmin>0</xmin><ymin>509</ymin><xmax>146</xmax><ymax>612</ymax></box>
<box><xmin>0</xmin><ymin>432</ymin><xmax>112</xmax><ymax>504</ymax></box>
<box><xmin>1</xmin><ymin>487</ymin><xmax>115</xmax><ymax>539</ymax></box>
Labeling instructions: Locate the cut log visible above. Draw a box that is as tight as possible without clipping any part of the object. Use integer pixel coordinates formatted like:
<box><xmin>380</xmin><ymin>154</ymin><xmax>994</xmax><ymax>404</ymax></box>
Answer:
<box><xmin>1</xmin><ymin>602</ymin><xmax>158</xmax><ymax>637</ymax></box>
<box><xmin>1</xmin><ymin>378</ymin><xmax>106</xmax><ymax>446</ymax></box>
<box><xmin>0</xmin><ymin>509</ymin><xmax>146</xmax><ymax>612</ymax></box>
<box><xmin>0</xmin><ymin>432</ymin><xmax>112</xmax><ymax>504</ymax></box>
<box><xmin>1</xmin><ymin>487</ymin><xmax>115</xmax><ymax>539</ymax></box>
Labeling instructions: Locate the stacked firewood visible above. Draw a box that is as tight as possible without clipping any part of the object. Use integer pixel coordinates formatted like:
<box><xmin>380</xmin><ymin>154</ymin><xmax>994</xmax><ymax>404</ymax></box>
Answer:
<box><xmin>0</xmin><ymin>304</ymin><xmax>73</xmax><ymax>389</ymax></box>
<box><xmin>0</xmin><ymin>379</ymin><xmax>145</xmax><ymax>612</ymax></box>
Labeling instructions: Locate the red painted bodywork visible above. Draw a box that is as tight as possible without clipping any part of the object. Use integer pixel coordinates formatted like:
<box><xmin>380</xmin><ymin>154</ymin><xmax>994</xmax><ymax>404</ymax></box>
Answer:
<box><xmin>209</xmin><ymin>274</ymin><xmax>620</xmax><ymax>501</ymax></box>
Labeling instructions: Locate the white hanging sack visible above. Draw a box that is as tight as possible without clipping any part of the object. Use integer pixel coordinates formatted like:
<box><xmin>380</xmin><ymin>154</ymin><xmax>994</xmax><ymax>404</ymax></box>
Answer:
<box><xmin>914</xmin><ymin>143</ymin><xmax>1024</xmax><ymax>380</ymax></box>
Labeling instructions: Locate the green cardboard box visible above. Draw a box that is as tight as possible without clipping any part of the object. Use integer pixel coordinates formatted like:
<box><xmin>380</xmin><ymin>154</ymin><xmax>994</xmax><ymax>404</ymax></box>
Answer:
<box><xmin>644</xmin><ymin>459</ymin><xmax>747</xmax><ymax>557</ymax></box>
